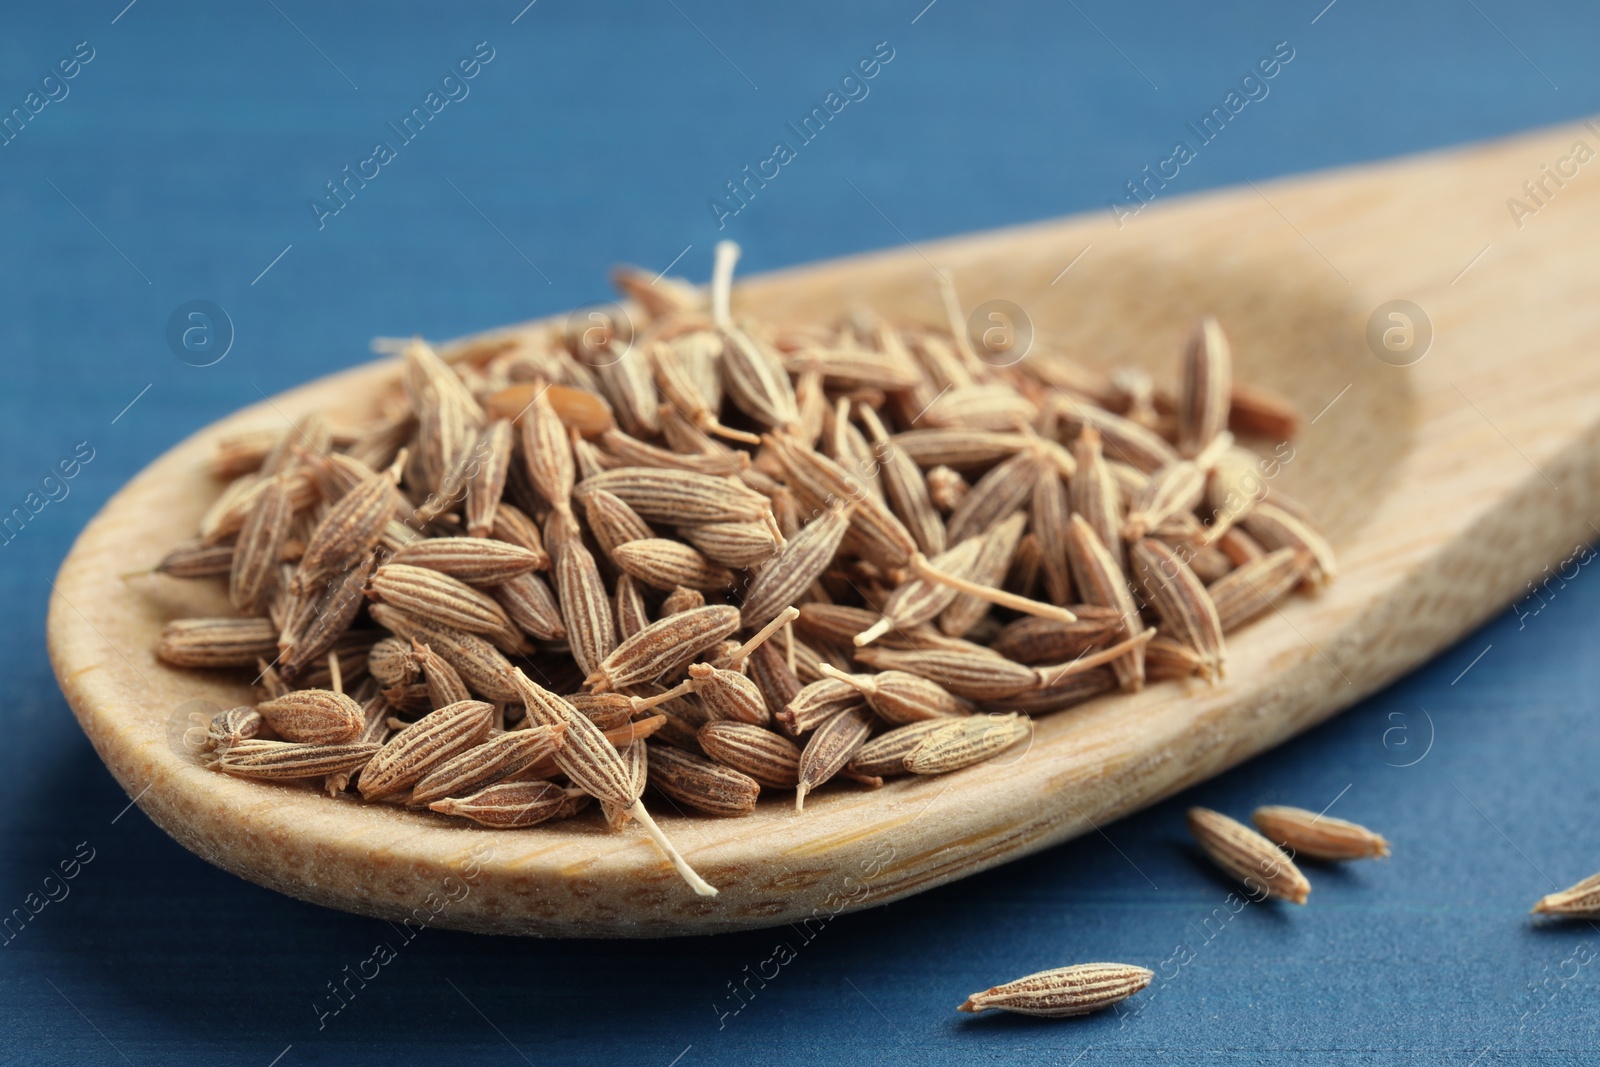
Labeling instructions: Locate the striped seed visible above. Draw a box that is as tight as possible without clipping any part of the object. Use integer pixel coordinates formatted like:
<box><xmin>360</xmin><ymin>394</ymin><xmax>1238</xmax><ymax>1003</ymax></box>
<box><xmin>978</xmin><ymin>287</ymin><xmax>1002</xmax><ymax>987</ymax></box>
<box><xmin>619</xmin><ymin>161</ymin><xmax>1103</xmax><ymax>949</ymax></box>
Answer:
<box><xmin>158</xmin><ymin>617</ymin><xmax>280</xmax><ymax>669</ymax></box>
<box><xmin>230</xmin><ymin>474</ymin><xmax>293</xmax><ymax>612</ymax></box>
<box><xmin>795</xmin><ymin>706</ymin><xmax>874</xmax><ymax>810</ymax></box>
<box><xmin>687</xmin><ymin>662</ymin><xmax>769</xmax><ymax>725</ymax></box>
<box><xmin>257</xmin><ymin>689</ymin><xmax>365</xmax><ymax>744</ymax></box>
<box><xmin>647</xmin><ymin>741</ymin><xmax>762</xmax><ymax>816</ymax></box>
<box><xmin>939</xmin><ymin>511</ymin><xmax>1029</xmax><ymax>637</ymax></box>
<box><xmin>1207</xmin><ymin>547</ymin><xmax>1306</xmax><ymax>632</ymax></box>
<box><xmin>295</xmin><ymin>468</ymin><xmax>397</xmax><ymax>592</ymax></box>
<box><xmin>584</xmin><ymin>488</ymin><xmax>655</xmax><ymax>557</ymax></box>
<box><xmin>681</xmin><ymin>521</ymin><xmax>780</xmax><ymax>569</ymax></box>
<box><xmin>410</xmin><ymin>724</ymin><xmax>566</xmax><ymax>806</ymax></box>
<box><xmin>946</xmin><ymin>449</ymin><xmax>1043</xmax><ymax>545</ymax></box>
<box><xmin>958</xmin><ymin>963</ymin><xmax>1154</xmax><ymax>1018</ymax></box>
<box><xmin>1242</xmin><ymin>502</ymin><xmax>1338</xmax><ymax>589</ymax></box>
<box><xmin>697</xmin><ymin>721</ymin><xmax>802</xmax><ymax>788</ymax></box>
<box><xmin>816</xmin><ymin>663</ymin><xmax>971</xmax><ymax>724</ymax></box>
<box><xmin>556</xmin><ymin>539</ymin><xmax>617</xmax><ymax>679</ymax></box>
<box><xmin>854</xmin><ymin>645</ymin><xmax>1039</xmax><ymax>702</ymax></box>
<box><xmin>216</xmin><ymin>740</ymin><xmax>381</xmax><ymax>781</ymax></box>
<box><xmin>1178</xmin><ymin>315</ymin><xmax>1232</xmax><ymax>459</ymax></box>
<box><xmin>508</xmin><ymin>666</ymin><xmax>716</xmax><ymax>894</ymax></box>
<box><xmin>388</xmin><ymin>537</ymin><xmax>543</xmax><ymax>585</ymax></box>
<box><xmin>847</xmin><ymin>720</ymin><xmax>949</xmax><ymax>778</ymax></box>
<box><xmin>368</xmin><ymin>604</ymin><xmax>520</xmax><ymax>702</ymax></box>
<box><xmin>410</xmin><ymin>640</ymin><xmax>473</xmax><ymax>709</ymax></box>
<box><xmin>495</xmin><ymin>571</ymin><xmax>567</xmax><ymax>642</ymax></box>
<box><xmin>576</xmin><ymin>467</ymin><xmax>772</xmax><ymax>525</ymax></box>
<box><xmin>1030</xmin><ymin>468</ymin><xmax>1073</xmax><ymax>607</ymax></box>
<box><xmin>1252</xmin><ymin>805</ymin><xmax>1390</xmax><ymax>861</ymax></box>
<box><xmin>205</xmin><ymin>706</ymin><xmax>263</xmax><ymax>751</ymax></box>
<box><xmin>1124</xmin><ymin>461</ymin><xmax>1206</xmax><ymax>541</ymax></box>
<box><xmin>740</xmin><ymin>507</ymin><xmax>850</xmax><ymax>629</ymax></box>
<box><xmin>1129</xmin><ymin>539</ymin><xmax>1225</xmax><ymax>681</ymax></box>
<box><xmin>464</xmin><ymin>419</ymin><xmax>513</xmax><ymax>537</ymax></box>
<box><xmin>369</xmin><ymin>564</ymin><xmax>522</xmax><ymax>649</ymax></box>
<box><xmin>777</xmin><ymin>676</ymin><xmax>869</xmax><ymax>736</ymax></box>
<box><xmin>1187</xmin><ymin>806</ymin><xmax>1311</xmax><ymax>904</ymax></box>
<box><xmin>1533</xmin><ymin>872</ymin><xmax>1600</xmax><ymax>919</ymax></box>
<box><xmin>612</xmin><ymin>538</ymin><xmax>734</xmax><ymax>592</ymax></box>
<box><xmin>430</xmin><ymin>780</ymin><xmax>574</xmax><ymax>828</ymax></box>
<box><xmin>586</xmin><ymin>604</ymin><xmax>741</xmax><ymax>692</ymax></box>
<box><xmin>358</xmin><ymin>699</ymin><xmax>495</xmax><ymax>801</ymax></box>
<box><xmin>613</xmin><ymin>572</ymin><xmax>651</xmax><ymax>639</ymax></box>
<box><xmin>155</xmin><ymin>540</ymin><xmax>236</xmax><ymax>579</ymax></box>
<box><xmin>368</xmin><ymin>636</ymin><xmax>418</xmax><ymax>687</ymax></box>
<box><xmin>903</xmin><ymin>713</ymin><xmax>1031</xmax><ymax>774</ymax></box>
<box><xmin>1064</xmin><ymin>515</ymin><xmax>1146</xmax><ymax>691</ymax></box>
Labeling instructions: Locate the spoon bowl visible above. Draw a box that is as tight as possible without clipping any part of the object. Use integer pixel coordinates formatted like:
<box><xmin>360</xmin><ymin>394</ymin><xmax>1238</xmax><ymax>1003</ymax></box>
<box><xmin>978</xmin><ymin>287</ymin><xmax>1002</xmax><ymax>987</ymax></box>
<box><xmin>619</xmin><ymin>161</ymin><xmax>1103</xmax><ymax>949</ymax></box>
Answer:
<box><xmin>49</xmin><ymin>119</ymin><xmax>1600</xmax><ymax>935</ymax></box>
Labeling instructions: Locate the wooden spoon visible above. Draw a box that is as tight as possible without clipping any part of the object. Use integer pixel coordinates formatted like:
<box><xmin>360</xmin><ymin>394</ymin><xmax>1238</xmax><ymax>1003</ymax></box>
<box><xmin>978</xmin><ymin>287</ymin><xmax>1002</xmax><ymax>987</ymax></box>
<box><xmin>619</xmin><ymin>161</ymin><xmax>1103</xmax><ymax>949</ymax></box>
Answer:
<box><xmin>49</xmin><ymin>119</ymin><xmax>1600</xmax><ymax>936</ymax></box>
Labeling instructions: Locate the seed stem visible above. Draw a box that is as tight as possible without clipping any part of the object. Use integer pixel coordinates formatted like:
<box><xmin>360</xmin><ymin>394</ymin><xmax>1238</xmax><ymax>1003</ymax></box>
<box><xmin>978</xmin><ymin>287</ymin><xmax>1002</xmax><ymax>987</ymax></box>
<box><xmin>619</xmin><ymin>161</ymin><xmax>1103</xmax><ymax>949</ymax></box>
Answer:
<box><xmin>909</xmin><ymin>552</ymin><xmax>1077</xmax><ymax>625</ymax></box>
<box><xmin>628</xmin><ymin>800</ymin><xmax>718</xmax><ymax>897</ymax></box>
<box><xmin>725</xmin><ymin>606</ymin><xmax>799</xmax><ymax>669</ymax></box>
<box><xmin>1033</xmin><ymin>628</ymin><xmax>1156</xmax><ymax>688</ymax></box>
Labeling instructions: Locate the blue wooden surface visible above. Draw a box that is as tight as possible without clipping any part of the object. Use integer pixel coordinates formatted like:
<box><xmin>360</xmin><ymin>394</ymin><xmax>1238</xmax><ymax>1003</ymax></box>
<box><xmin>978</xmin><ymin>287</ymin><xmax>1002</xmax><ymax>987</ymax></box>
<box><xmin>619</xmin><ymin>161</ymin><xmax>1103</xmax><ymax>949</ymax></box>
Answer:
<box><xmin>4</xmin><ymin>1</ymin><xmax>1600</xmax><ymax>1062</ymax></box>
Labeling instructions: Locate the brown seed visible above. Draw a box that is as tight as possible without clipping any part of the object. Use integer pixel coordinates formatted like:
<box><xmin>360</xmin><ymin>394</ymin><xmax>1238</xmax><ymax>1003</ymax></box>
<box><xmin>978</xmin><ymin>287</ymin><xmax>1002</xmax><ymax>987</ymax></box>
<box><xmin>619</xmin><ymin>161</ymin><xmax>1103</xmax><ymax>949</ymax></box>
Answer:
<box><xmin>410</xmin><ymin>724</ymin><xmax>566</xmax><ymax>806</ymax></box>
<box><xmin>556</xmin><ymin>539</ymin><xmax>617</xmax><ymax>680</ymax></box>
<box><xmin>795</xmin><ymin>705</ymin><xmax>874</xmax><ymax>810</ymax></box>
<box><xmin>520</xmin><ymin>381</ymin><xmax>577</xmax><ymax>512</ymax></box>
<box><xmin>1064</xmin><ymin>515</ymin><xmax>1146</xmax><ymax>691</ymax></box>
<box><xmin>1187</xmin><ymin>806</ymin><xmax>1311</xmax><ymax>904</ymax></box>
<box><xmin>584</xmin><ymin>488</ymin><xmax>655</xmax><ymax>557</ymax></box>
<box><xmin>154</xmin><ymin>540</ymin><xmax>236</xmax><ymax>579</ymax></box>
<box><xmin>488</xmin><ymin>503</ymin><xmax>551</xmax><ymax>567</ymax></box>
<box><xmin>387</xmin><ymin>537</ymin><xmax>543</xmax><ymax>585</ymax></box>
<box><xmin>777</xmin><ymin>676</ymin><xmax>869</xmax><ymax>736</ymax></box>
<box><xmin>1207</xmin><ymin>547</ymin><xmax>1306</xmax><ymax>632</ymax></box>
<box><xmin>576</xmin><ymin>467</ymin><xmax>772</xmax><ymax>526</ymax></box>
<box><xmin>429</xmin><ymin>780</ymin><xmax>574</xmax><ymax>828</ymax></box>
<box><xmin>697</xmin><ymin>721</ymin><xmax>802</xmax><ymax>788</ymax></box>
<box><xmin>854</xmin><ymin>645</ymin><xmax>1039</xmax><ymax>702</ymax></box>
<box><xmin>854</xmin><ymin>537</ymin><xmax>985</xmax><ymax>647</ymax></box>
<box><xmin>958</xmin><ymin>963</ymin><xmax>1154</xmax><ymax>1018</ymax></box>
<box><xmin>257</xmin><ymin>689</ymin><xmax>365</xmax><ymax>744</ymax></box>
<box><xmin>741</xmin><ymin>507</ymin><xmax>850</xmax><ymax>629</ymax></box>
<box><xmin>295</xmin><ymin>468</ymin><xmax>397</xmax><ymax>591</ymax></box>
<box><xmin>368</xmin><ymin>636</ymin><xmax>419</xmax><ymax>687</ymax></box>
<box><xmin>1228</xmin><ymin>381</ymin><xmax>1300</xmax><ymax>440</ymax></box>
<box><xmin>281</xmin><ymin>556</ymin><xmax>377</xmax><ymax>679</ymax></box>
<box><xmin>410</xmin><ymin>640</ymin><xmax>473</xmax><ymax>709</ymax></box>
<box><xmin>216</xmin><ymin>740</ymin><xmax>381</xmax><ymax>781</ymax></box>
<box><xmin>613</xmin><ymin>572</ymin><xmax>652</xmax><ymax>639</ymax></box>
<box><xmin>847</xmin><ymin>720</ymin><xmax>949</xmax><ymax>778</ymax></box>
<box><xmin>903</xmin><ymin>713</ymin><xmax>1031</xmax><ymax>774</ymax></box>
<box><xmin>647</xmin><ymin>741</ymin><xmax>762</xmax><ymax>816</ymax></box>
<box><xmin>612</xmin><ymin>538</ymin><xmax>734</xmax><ymax>592</ymax></box>
<box><xmin>1054</xmin><ymin>400</ymin><xmax>1179</xmax><ymax>474</ymax></box>
<box><xmin>230</xmin><ymin>474</ymin><xmax>293</xmax><ymax>612</ymax></box>
<box><xmin>1129</xmin><ymin>539</ymin><xmax>1225</xmax><ymax>681</ymax></box>
<box><xmin>507</xmin><ymin>669</ymin><xmax>717</xmax><ymax>896</ymax></box>
<box><xmin>368</xmin><ymin>563</ymin><xmax>522</xmax><ymax>649</ymax></box>
<box><xmin>817</xmin><ymin>663</ymin><xmax>972</xmax><ymax>724</ymax></box>
<box><xmin>368</xmin><ymin>604</ymin><xmax>520</xmax><ymax>701</ymax></box>
<box><xmin>602</xmin><ymin>741</ymin><xmax>651</xmax><ymax>830</ymax></box>
<box><xmin>205</xmin><ymin>706</ymin><xmax>263</xmax><ymax>751</ymax></box>
<box><xmin>1069</xmin><ymin>426</ymin><xmax>1122</xmax><ymax>562</ymax></box>
<box><xmin>158</xmin><ymin>617</ymin><xmax>280</xmax><ymax>669</ymax></box>
<box><xmin>464</xmin><ymin>419</ymin><xmax>513</xmax><ymax>537</ymax></box>
<box><xmin>661</xmin><ymin>585</ymin><xmax>708</xmax><ymax>616</ymax></box>
<box><xmin>681</xmin><ymin>521</ymin><xmax>780</xmax><ymax>569</ymax></box>
<box><xmin>1125</xmin><ymin>461</ymin><xmax>1206</xmax><ymax>542</ymax></box>
<box><xmin>991</xmin><ymin>608</ymin><xmax>1123</xmax><ymax>665</ymax></box>
<box><xmin>358</xmin><ymin>699</ymin><xmax>495</xmax><ymax>801</ymax></box>
<box><xmin>495</xmin><ymin>571</ymin><xmax>567</xmax><ymax>642</ymax></box>
<box><xmin>946</xmin><ymin>449</ymin><xmax>1043</xmax><ymax>545</ymax></box>
<box><xmin>1252</xmin><ymin>805</ymin><xmax>1390</xmax><ymax>861</ymax></box>
<box><xmin>688</xmin><ymin>662</ymin><xmax>769</xmax><ymax>725</ymax></box>
<box><xmin>1030</xmin><ymin>469</ymin><xmax>1073</xmax><ymax>607</ymax></box>
<box><xmin>586</xmin><ymin>605</ymin><xmax>741</xmax><ymax>692</ymax></box>
<box><xmin>858</xmin><ymin>402</ymin><xmax>945</xmax><ymax>555</ymax></box>
<box><xmin>1532</xmin><ymin>872</ymin><xmax>1600</xmax><ymax>919</ymax></box>
<box><xmin>1178</xmin><ymin>316</ymin><xmax>1232</xmax><ymax>458</ymax></box>
<box><xmin>940</xmin><ymin>511</ymin><xmax>1029</xmax><ymax>637</ymax></box>
<box><xmin>1242</xmin><ymin>502</ymin><xmax>1338</xmax><ymax>589</ymax></box>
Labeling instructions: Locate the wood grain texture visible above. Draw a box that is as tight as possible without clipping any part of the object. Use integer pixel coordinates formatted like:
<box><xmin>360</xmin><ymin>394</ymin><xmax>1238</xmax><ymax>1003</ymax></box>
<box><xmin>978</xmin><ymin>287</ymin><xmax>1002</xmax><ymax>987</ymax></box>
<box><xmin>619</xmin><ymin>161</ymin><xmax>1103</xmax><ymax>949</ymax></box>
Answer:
<box><xmin>48</xmin><ymin>120</ymin><xmax>1600</xmax><ymax>936</ymax></box>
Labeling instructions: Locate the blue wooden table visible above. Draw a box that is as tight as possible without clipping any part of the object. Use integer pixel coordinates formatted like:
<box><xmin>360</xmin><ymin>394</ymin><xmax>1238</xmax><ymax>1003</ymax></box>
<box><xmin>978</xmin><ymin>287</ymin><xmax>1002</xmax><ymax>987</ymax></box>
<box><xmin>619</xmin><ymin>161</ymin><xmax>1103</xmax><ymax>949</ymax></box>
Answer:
<box><xmin>4</xmin><ymin>1</ymin><xmax>1599</xmax><ymax>1062</ymax></box>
